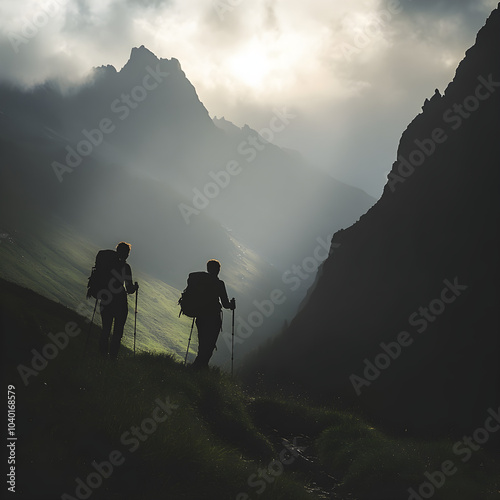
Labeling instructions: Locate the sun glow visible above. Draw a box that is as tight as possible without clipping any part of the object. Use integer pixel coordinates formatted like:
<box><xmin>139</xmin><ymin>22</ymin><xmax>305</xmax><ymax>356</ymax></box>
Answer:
<box><xmin>228</xmin><ymin>42</ymin><xmax>274</xmax><ymax>89</ymax></box>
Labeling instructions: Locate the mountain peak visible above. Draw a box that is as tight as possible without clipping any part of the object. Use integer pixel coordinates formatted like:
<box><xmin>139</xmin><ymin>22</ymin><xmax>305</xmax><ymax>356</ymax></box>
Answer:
<box><xmin>130</xmin><ymin>45</ymin><xmax>158</xmax><ymax>62</ymax></box>
<box><xmin>119</xmin><ymin>45</ymin><xmax>161</xmax><ymax>74</ymax></box>
<box><xmin>121</xmin><ymin>46</ymin><xmax>183</xmax><ymax>76</ymax></box>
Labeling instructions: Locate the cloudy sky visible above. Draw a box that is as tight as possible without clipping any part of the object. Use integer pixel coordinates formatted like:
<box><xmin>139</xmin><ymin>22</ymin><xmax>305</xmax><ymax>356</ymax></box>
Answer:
<box><xmin>0</xmin><ymin>0</ymin><xmax>497</xmax><ymax>196</ymax></box>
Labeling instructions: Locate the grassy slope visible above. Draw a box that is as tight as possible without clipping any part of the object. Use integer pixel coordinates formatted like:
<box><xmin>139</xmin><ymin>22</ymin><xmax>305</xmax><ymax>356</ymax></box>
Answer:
<box><xmin>0</xmin><ymin>216</ymin><xmax>289</xmax><ymax>369</ymax></box>
<box><xmin>2</xmin><ymin>279</ymin><xmax>499</xmax><ymax>500</ymax></box>
<box><xmin>2</xmin><ymin>278</ymin><xmax>315</xmax><ymax>500</ymax></box>
<box><xmin>0</xmin><ymin>217</ymin><xmax>209</xmax><ymax>360</ymax></box>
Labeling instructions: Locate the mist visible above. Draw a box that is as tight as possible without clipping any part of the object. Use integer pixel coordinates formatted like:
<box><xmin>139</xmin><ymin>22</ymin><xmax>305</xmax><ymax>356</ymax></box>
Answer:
<box><xmin>0</xmin><ymin>0</ymin><xmax>496</xmax><ymax>196</ymax></box>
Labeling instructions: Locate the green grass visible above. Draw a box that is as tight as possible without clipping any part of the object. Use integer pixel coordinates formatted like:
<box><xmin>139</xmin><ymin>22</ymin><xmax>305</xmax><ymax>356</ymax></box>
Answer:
<box><xmin>3</xmin><ymin>278</ymin><xmax>315</xmax><ymax>500</ymax></box>
<box><xmin>0</xmin><ymin>215</ymin><xmax>282</xmax><ymax>367</ymax></box>
<box><xmin>315</xmin><ymin>415</ymin><xmax>500</xmax><ymax>499</ymax></box>
<box><xmin>0</xmin><ymin>217</ymin><xmax>196</xmax><ymax>360</ymax></box>
<box><xmin>3</xmin><ymin>278</ymin><xmax>500</xmax><ymax>500</ymax></box>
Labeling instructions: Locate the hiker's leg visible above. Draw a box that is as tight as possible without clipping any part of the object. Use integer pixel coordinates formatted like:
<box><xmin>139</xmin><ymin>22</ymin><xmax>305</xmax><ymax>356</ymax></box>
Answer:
<box><xmin>109</xmin><ymin>299</ymin><xmax>128</xmax><ymax>360</ymax></box>
<box><xmin>99</xmin><ymin>305</ymin><xmax>113</xmax><ymax>357</ymax></box>
<box><xmin>193</xmin><ymin>317</ymin><xmax>209</xmax><ymax>368</ymax></box>
<box><xmin>193</xmin><ymin>316</ymin><xmax>221</xmax><ymax>368</ymax></box>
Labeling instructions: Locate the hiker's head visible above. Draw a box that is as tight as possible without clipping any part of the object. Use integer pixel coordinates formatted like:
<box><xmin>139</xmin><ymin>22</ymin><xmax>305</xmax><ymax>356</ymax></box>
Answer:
<box><xmin>116</xmin><ymin>241</ymin><xmax>131</xmax><ymax>260</ymax></box>
<box><xmin>207</xmin><ymin>259</ymin><xmax>221</xmax><ymax>276</ymax></box>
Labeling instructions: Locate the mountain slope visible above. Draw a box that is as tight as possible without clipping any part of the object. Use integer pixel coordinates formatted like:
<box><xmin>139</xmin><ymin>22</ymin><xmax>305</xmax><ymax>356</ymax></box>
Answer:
<box><xmin>0</xmin><ymin>45</ymin><xmax>375</xmax><ymax>273</ymax></box>
<box><xmin>0</xmin><ymin>215</ymin><xmax>195</xmax><ymax>356</ymax></box>
<box><xmin>244</xmin><ymin>5</ymin><xmax>500</xmax><ymax>435</ymax></box>
<box><xmin>3</xmin><ymin>280</ymin><xmax>498</xmax><ymax>499</ymax></box>
<box><xmin>0</xmin><ymin>211</ymin><xmax>283</xmax><ymax>366</ymax></box>
<box><xmin>0</xmin><ymin>44</ymin><xmax>375</xmax><ymax>361</ymax></box>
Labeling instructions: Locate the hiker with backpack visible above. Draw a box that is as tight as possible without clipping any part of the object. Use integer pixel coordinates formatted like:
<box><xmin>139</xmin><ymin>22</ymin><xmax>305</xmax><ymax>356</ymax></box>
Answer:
<box><xmin>179</xmin><ymin>259</ymin><xmax>235</xmax><ymax>369</ymax></box>
<box><xmin>87</xmin><ymin>241</ymin><xmax>139</xmax><ymax>359</ymax></box>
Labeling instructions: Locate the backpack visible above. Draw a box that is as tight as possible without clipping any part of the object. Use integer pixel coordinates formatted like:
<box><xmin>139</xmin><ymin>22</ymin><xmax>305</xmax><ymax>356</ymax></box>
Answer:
<box><xmin>178</xmin><ymin>272</ymin><xmax>215</xmax><ymax>318</ymax></box>
<box><xmin>86</xmin><ymin>249</ymin><xmax>119</xmax><ymax>299</ymax></box>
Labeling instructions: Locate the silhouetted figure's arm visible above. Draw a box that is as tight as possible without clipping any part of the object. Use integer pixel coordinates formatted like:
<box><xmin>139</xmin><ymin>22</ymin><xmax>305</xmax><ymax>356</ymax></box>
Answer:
<box><xmin>123</xmin><ymin>263</ymin><xmax>139</xmax><ymax>294</ymax></box>
<box><xmin>218</xmin><ymin>280</ymin><xmax>235</xmax><ymax>310</ymax></box>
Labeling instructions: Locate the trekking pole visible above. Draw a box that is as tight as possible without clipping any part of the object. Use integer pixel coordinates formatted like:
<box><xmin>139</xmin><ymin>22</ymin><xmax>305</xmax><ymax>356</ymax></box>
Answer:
<box><xmin>184</xmin><ymin>317</ymin><xmax>195</xmax><ymax>366</ymax></box>
<box><xmin>231</xmin><ymin>300</ymin><xmax>235</xmax><ymax>376</ymax></box>
<box><xmin>134</xmin><ymin>282</ymin><xmax>138</xmax><ymax>357</ymax></box>
<box><xmin>85</xmin><ymin>298</ymin><xmax>98</xmax><ymax>352</ymax></box>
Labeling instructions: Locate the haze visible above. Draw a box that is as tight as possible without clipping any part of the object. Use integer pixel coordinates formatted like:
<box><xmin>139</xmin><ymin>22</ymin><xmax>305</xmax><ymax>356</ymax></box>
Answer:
<box><xmin>1</xmin><ymin>0</ymin><xmax>496</xmax><ymax>196</ymax></box>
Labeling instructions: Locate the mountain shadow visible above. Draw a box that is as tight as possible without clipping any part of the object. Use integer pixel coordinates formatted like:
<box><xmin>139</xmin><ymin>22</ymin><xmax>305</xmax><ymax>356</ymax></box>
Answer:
<box><xmin>243</xmin><ymin>5</ymin><xmax>500</xmax><ymax>436</ymax></box>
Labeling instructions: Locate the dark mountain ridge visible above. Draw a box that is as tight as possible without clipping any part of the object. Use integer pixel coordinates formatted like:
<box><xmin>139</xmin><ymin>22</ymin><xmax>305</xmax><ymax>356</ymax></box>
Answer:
<box><xmin>245</xmin><ymin>5</ymin><xmax>500</xmax><ymax>435</ymax></box>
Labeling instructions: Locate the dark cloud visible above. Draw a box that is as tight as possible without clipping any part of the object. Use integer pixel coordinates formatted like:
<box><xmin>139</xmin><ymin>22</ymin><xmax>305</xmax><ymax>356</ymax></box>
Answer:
<box><xmin>391</xmin><ymin>0</ymin><xmax>496</xmax><ymax>42</ymax></box>
<box><xmin>399</xmin><ymin>0</ymin><xmax>494</xmax><ymax>15</ymax></box>
<box><xmin>64</xmin><ymin>0</ymin><xmax>94</xmax><ymax>31</ymax></box>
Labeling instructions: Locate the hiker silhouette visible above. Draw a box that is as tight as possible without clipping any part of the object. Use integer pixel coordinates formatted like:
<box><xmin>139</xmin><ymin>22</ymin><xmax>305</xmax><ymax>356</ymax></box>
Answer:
<box><xmin>188</xmin><ymin>259</ymin><xmax>235</xmax><ymax>369</ymax></box>
<box><xmin>96</xmin><ymin>242</ymin><xmax>138</xmax><ymax>359</ymax></box>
